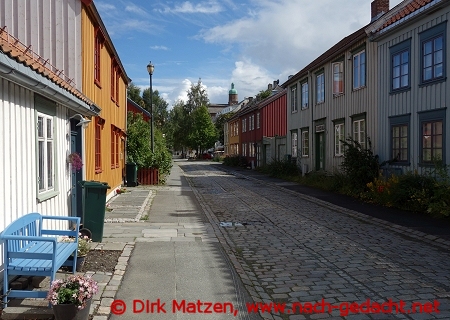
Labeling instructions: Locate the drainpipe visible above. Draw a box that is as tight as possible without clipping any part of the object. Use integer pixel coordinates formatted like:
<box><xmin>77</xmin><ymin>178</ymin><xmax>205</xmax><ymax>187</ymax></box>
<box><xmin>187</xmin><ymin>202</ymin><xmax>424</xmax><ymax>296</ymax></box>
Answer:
<box><xmin>309</xmin><ymin>71</ymin><xmax>313</xmax><ymax>170</ymax></box>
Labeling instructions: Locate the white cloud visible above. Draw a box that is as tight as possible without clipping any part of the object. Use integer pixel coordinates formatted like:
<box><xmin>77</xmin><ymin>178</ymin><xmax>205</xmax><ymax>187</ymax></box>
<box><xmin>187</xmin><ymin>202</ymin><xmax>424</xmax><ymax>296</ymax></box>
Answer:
<box><xmin>200</xmin><ymin>0</ymin><xmax>405</xmax><ymax>83</ymax></box>
<box><xmin>125</xmin><ymin>4</ymin><xmax>149</xmax><ymax>17</ymax></box>
<box><xmin>160</xmin><ymin>1</ymin><xmax>223</xmax><ymax>14</ymax></box>
<box><xmin>231</xmin><ymin>60</ymin><xmax>273</xmax><ymax>98</ymax></box>
<box><xmin>151</xmin><ymin>45</ymin><xmax>169</xmax><ymax>51</ymax></box>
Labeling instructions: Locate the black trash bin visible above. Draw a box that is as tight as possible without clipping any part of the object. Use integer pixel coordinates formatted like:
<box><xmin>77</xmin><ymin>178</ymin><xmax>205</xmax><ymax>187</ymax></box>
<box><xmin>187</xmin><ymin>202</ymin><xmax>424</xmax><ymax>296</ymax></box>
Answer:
<box><xmin>79</xmin><ymin>181</ymin><xmax>111</xmax><ymax>242</ymax></box>
<box><xmin>126</xmin><ymin>163</ymin><xmax>138</xmax><ymax>187</ymax></box>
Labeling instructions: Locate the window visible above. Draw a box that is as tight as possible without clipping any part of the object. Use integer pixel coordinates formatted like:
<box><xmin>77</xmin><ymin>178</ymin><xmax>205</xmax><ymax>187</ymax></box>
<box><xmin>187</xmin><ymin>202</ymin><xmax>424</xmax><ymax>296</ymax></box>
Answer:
<box><xmin>392</xmin><ymin>50</ymin><xmax>409</xmax><ymax>90</ymax></box>
<box><xmin>422</xmin><ymin>121</ymin><xmax>443</xmax><ymax>163</ymax></box>
<box><xmin>37</xmin><ymin>113</ymin><xmax>54</xmax><ymax>193</ymax></box>
<box><xmin>301</xmin><ymin>81</ymin><xmax>308</xmax><ymax>109</ymax></box>
<box><xmin>111</xmin><ymin>126</ymin><xmax>120</xmax><ymax>168</ymax></box>
<box><xmin>353</xmin><ymin>118</ymin><xmax>366</xmax><ymax>148</ymax></box>
<box><xmin>256</xmin><ymin>112</ymin><xmax>260</xmax><ymax>129</ymax></box>
<box><xmin>95</xmin><ymin>118</ymin><xmax>103</xmax><ymax>173</ymax></box>
<box><xmin>422</xmin><ymin>36</ymin><xmax>444</xmax><ymax>82</ymax></box>
<box><xmin>94</xmin><ymin>28</ymin><xmax>102</xmax><ymax>86</ymax></box>
<box><xmin>242</xmin><ymin>118</ymin><xmax>246</xmax><ymax>133</ymax></box>
<box><xmin>392</xmin><ymin>124</ymin><xmax>408</xmax><ymax>162</ymax></box>
<box><xmin>115</xmin><ymin>71</ymin><xmax>120</xmax><ymax>104</ymax></box>
<box><xmin>291</xmin><ymin>84</ymin><xmax>298</xmax><ymax>112</ymax></box>
<box><xmin>353</xmin><ymin>50</ymin><xmax>366</xmax><ymax>89</ymax></box>
<box><xmin>249</xmin><ymin>143</ymin><xmax>255</xmax><ymax>157</ymax></box>
<box><xmin>316</xmin><ymin>73</ymin><xmax>324</xmax><ymax>103</ymax></box>
<box><xmin>332</xmin><ymin>62</ymin><xmax>344</xmax><ymax>95</ymax></box>
<box><xmin>301</xmin><ymin>129</ymin><xmax>309</xmax><ymax>157</ymax></box>
<box><xmin>420</xmin><ymin>23</ymin><xmax>446</xmax><ymax>85</ymax></box>
<box><xmin>291</xmin><ymin>131</ymin><xmax>298</xmax><ymax>158</ymax></box>
<box><xmin>242</xmin><ymin>143</ymin><xmax>246</xmax><ymax>156</ymax></box>
<box><xmin>419</xmin><ymin>109</ymin><xmax>445</xmax><ymax>164</ymax></box>
<box><xmin>334</xmin><ymin>123</ymin><xmax>344</xmax><ymax>156</ymax></box>
<box><xmin>111</xmin><ymin>59</ymin><xmax>116</xmax><ymax>102</ymax></box>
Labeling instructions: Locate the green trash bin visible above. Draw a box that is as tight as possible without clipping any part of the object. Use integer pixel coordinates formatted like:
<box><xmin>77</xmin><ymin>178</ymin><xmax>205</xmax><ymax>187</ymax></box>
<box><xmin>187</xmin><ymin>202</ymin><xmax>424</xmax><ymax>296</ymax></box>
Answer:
<box><xmin>79</xmin><ymin>181</ymin><xmax>111</xmax><ymax>242</ymax></box>
<box><xmin>126</xmin><ymin>163</ymin><xmax>138</xmax><ymax>187</ymax></box>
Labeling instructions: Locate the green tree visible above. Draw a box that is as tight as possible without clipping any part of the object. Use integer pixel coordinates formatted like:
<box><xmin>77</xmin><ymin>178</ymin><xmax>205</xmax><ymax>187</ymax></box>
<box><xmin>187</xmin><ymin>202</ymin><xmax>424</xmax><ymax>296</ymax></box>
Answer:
<box><xmin>142</xmin><ymin>88</ymin><xmax>169</xmax><ymax>132</ymax></box>
<box><xmin>127</xmin><ymin>82</ymin><xmax>143</xmax><ymax>106</ymax></box>
<box><xmin>189</xmin><ymin>105</ymin><xmax>217</xmax><ymax>154</ymax></box>
<box><xmin>186</xmin><ymin>78</ymin><xmax>209</xmax><ymax>112</ymax></box>
<box><xmin>126</xmin><ymin>112</ymin><xmax>151</xmax><ymax>167</ymax></box>
<box><xmin>126</xmin><ymin>112</ymin><xmax>172</xmax><ymax>181</ymax></box>
<box><xmin>257</xmin><ymin>88</ymin><xmax>271</xmax><ymax>101</ymax></box>
<box><xmin>167</xmin><ymin>100</ymin><xmax>189</xmax><ymax>153</ymax></box>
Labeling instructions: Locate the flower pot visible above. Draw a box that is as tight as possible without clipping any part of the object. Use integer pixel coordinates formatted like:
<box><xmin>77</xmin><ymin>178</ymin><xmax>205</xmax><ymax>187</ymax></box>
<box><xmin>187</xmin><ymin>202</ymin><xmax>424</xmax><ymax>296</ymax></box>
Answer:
<box><xmin>66</xmin><ymin>255</ymin><xmax>86</xmax><ymax>272</ymax></box>
<box><xmin>53</xmin><ymin>298</ymin><xmax>91</xmax><ymax>320</ymax></box>
<box><xmin>76</xmin><ymin>255</ymin><xmax>86</xmax><ymax>272</ymax></box>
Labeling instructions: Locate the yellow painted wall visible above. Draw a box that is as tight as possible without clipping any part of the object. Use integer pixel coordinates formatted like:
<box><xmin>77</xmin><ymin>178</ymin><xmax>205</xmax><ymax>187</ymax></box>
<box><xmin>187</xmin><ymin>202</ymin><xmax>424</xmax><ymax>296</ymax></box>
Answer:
<box><xmin>229</xmin><ymin>118</ymin><xmax>240</xmax><ymax>154</ymax></box>
<box><xmin>81</xmin><ymin>6</ymin><xmax>127</xmax><ymax>193</ymax></box>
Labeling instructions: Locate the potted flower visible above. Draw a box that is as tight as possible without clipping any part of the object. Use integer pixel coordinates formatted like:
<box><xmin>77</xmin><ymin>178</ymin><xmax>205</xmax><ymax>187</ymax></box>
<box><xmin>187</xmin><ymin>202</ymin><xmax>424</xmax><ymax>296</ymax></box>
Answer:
<box><xmin>47</xmin><ymin>274</ymin><xmax>99</xmax><ymax>320</ymax></box>
<box><xmin>60</xmin><ymin>234</ymin><xmax>92</xmax><ymax>271</ymax></box>
<box><xmin>68</xmin><ymin>152</ymin><xmax>83</xmax><ymax>172</ymax></box>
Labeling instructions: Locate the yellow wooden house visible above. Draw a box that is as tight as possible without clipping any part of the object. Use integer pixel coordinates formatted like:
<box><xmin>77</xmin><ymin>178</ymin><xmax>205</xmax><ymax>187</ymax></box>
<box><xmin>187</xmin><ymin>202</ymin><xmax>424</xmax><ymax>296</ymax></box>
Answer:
<box><xmin>81</xmin><ymin>0</ymin><xmax>130</xmax><ymax>200</ymax></box>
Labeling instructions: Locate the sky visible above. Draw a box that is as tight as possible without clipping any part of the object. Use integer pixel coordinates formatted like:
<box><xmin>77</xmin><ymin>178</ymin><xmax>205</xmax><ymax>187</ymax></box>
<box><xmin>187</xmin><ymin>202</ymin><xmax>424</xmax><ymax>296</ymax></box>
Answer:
<box><xmin>95</xmin><ymin>0</ymin><xmax>404</xmax><ymax>107</ymax></box>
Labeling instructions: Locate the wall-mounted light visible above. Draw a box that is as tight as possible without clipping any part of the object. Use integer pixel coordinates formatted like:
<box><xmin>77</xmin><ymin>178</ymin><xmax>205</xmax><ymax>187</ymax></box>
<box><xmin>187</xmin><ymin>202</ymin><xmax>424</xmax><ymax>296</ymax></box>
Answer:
<box><xmin>69</xmin><ymin>114</ymin><xmax>91</xmax><ymax>128</ymax></box>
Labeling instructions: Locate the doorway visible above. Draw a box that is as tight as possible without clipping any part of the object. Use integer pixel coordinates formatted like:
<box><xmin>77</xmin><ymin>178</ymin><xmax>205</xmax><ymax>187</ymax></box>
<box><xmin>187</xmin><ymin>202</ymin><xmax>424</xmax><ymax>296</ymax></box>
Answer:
<box><xmin>315</xmin><ymin>132</ymin><xmax>325</xmax><ymax>171</ymax></box>
<box><xmin>70</xmin><ymin>121</ymin><xmax>83</xmax><ymax>219</ymax></box>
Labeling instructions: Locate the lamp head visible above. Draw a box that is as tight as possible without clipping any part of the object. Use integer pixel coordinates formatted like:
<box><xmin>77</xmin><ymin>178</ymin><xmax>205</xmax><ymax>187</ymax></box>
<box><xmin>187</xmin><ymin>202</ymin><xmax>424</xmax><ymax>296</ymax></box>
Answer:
<box><xmin>69</xmin><ymin>114</ymin><xmax>91</xmax><ymax>129</ymax></box>
<box><xmin>147</xmin><ymin>61</ymin><xmax>154</xmax><ymax>75</ymax></box>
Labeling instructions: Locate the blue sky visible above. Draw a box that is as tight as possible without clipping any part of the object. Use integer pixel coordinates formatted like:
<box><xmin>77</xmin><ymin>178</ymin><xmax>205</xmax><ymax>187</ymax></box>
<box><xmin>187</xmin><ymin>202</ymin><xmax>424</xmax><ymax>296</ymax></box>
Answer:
<box><xmin>96</xmin><ymin>0</ymin><xmax>403</xmax><ymax>106</ymax></box>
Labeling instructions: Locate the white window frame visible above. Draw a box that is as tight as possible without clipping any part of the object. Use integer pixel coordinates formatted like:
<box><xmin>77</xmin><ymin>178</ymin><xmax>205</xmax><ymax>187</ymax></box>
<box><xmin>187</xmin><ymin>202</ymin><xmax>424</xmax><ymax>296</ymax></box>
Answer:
<box><xmin>301</xmin><ymin>130</ymin><xmax>309</xmax><ymax>157</ymax></box>
<box><xmin>353</xmin><ymin>49</ymin><xmax>366</xmax><ymax>89</ymax></box>
<box><xmin>256</xmin><ymin>112</ymin><xmax>260</xmax><ymax>129</ymax></box>
<box><xmin>291</xmin><ymin>84</ymin><xmax>298</xmax><ymax>112</ymax></box>
<box><xmin>291</xmin><ymin>131</ymin><xmax>298</xmax><ymax>158</ymax></box>
<box><xmin>316</xmin><ymin>73</ymin><xmax>324</xmax><ymax>104</ymax></box>
<box><xmin>37</xmin><ymin>112</ymin><xmax>55</xmax><ymax>195</ymax></box>
<box><xmin>334</xmin><ymin>123</ymin><xmax>345</xmax><ymax>156</ymax></box>
<box><xmin>242</xmin><ymin>118</ymin><xmax>246</xmax><ymax>133</ymax></box>
<box><xmin>353</xmin><ymin>119</ymin><xmax>366</xmax><ymax>148</ymax></box>
<box><xmin>332</xmin><ymin>61</ymin><xmax>344</xmax><ymax>95</ymax></box>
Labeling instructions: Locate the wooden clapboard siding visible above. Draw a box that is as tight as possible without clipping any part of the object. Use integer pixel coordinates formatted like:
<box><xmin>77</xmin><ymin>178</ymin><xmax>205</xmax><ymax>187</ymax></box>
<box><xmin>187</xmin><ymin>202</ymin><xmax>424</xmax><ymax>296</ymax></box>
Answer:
<box><xmin>0</xmin><ymin>79</ymin><xmax>72</xmax><ymax>232</ymax></box>
<box><xmin>81</xmin><ymin>3</ymin><xmax>128</xmax><ymax>199</ymax></box>
<box><xmin>285</xmin><ymin>33</ymin><xmax>379</xmax><ymax>173</ymax></box>
<box><xmin>374</xmin><ymin>3</ymin><xmax>450</xmax><ymax>174</ymax></box>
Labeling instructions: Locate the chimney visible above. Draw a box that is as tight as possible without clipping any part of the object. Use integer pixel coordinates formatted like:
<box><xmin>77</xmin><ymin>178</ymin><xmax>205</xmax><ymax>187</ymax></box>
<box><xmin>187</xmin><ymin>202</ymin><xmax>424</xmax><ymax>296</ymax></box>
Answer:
<box><xmin>268</xmin><ymin>83</ymin><xmax>273</xmax><ymax>91</ymax></box>
<box><xmin>371</xmin><ymin>0</ymin><xmax>389</xmax><ymax>21</ymax></box>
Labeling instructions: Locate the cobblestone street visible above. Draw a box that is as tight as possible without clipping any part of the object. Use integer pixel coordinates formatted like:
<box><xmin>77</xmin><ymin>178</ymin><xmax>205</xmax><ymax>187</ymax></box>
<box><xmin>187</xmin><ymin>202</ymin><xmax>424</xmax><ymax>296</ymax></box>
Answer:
<box><xmin>180</xmin><ymin>162</ymin><xmax>450</xmax><ymax>320</ymax></box>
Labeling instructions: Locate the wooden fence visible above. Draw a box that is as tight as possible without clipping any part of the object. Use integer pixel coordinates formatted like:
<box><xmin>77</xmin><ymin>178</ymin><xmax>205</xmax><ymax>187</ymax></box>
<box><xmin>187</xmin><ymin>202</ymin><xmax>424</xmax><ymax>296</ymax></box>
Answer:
<box><xmin>137</xmin><ymin>167</ymin><xmax>159</xmax><ymax>185</ymax></box>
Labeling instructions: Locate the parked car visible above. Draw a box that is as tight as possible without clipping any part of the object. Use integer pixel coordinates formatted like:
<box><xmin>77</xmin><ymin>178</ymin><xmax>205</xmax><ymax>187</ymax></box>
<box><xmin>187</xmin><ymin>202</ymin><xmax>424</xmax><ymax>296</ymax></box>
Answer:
<box><xmin>202</xmin><ymin>152</ymin><xmax>213</xmax><ymax>159</ymax></box>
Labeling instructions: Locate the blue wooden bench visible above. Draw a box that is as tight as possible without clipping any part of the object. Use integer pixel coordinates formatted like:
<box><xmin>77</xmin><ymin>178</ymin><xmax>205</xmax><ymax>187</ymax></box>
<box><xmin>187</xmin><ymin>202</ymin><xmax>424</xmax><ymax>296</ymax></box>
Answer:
<box><xmin>0</xmin><ymin>213</ymin><xmax>80</xmax><ymax>306</ymax></box>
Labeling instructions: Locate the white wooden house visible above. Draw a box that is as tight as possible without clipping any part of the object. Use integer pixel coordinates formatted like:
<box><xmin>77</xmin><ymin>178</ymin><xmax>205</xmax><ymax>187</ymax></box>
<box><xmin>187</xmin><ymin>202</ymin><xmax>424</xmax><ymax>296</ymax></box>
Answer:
<box><xmin>0</xmin><ymin>0</ymin><xmax>100</xmax><ymax>236</ymax></box>
<box><xmin>367</xmin><ymin>0</ymin><xmax>450</xmax><ymax>174</ymax></box>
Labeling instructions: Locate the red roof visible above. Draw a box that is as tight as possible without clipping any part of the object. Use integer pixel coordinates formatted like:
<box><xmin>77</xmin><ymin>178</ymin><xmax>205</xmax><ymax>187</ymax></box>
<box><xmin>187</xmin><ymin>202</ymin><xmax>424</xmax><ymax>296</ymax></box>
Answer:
<box><xmin>0</xmin><ymin>26</ymin><xmax>95</xmax><ymax>107</ymax></box>
<box><xmin>376</xmin><ymin>0</ymin><xmax>434</xmax><ymax>32</ymax></box>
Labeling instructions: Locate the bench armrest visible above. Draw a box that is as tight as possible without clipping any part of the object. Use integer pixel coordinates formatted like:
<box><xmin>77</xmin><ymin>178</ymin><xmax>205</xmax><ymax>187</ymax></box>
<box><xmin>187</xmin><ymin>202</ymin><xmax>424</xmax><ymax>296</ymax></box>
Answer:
<box><xmin>41</xmin><ymin>216</ymin><xmax>80</xmax><ymax>237</ymax></box>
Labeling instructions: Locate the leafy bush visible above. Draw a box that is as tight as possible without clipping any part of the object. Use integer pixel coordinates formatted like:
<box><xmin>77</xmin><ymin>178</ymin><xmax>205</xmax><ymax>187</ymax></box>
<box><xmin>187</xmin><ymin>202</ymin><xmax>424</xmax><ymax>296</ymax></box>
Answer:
<box><xmin>126</xmin><ymin>112</ymin><xmax>172</xmax><ymax>183</ymax></box>
<box><xmin>258</xmin><ymin>159</ymin><xmax>299</xmax><ymax>177</ymax></box>
<box><xmin>340</xmin><ymin>137</ymin><xmax>379</xmax><ymax>193</ymax></box>
<box><xmin>223</xmin><ymin>155</ymin><xmax>248</xmax><ymax>167</ymax></box>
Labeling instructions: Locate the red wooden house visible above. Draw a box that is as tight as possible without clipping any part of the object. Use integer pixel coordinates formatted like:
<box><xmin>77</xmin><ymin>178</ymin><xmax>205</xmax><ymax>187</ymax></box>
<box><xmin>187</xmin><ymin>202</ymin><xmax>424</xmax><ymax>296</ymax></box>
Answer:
<box><xmin>127</xmin><ymin>98</ymin><xmax>151</xmax><ymax>122</ymax></box>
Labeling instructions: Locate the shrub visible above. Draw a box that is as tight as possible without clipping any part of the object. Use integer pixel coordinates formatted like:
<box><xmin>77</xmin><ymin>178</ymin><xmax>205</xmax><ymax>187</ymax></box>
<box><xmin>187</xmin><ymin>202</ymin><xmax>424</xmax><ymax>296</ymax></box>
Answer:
<box><xmin>223</xmin><ymin>155</ymin><xmax>247</xmax><ymax>167</ymax></box>
<box><xmin>259</xmin><ymin>159</ymin><xmax>299</xmax><ymax>177</ymax></box>
<box><xmin>340</xmin><ymin>137</ymin><xmax>379</xmax><ymax>193</ymax></box>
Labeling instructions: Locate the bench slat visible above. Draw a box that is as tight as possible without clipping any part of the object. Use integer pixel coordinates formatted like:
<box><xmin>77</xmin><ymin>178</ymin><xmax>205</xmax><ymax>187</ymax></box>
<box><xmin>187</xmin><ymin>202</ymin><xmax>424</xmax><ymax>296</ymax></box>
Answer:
<box><xmin>0</xmin><ymin>213</ymin><xmax>81</xmax><ymax>307</ymax></box>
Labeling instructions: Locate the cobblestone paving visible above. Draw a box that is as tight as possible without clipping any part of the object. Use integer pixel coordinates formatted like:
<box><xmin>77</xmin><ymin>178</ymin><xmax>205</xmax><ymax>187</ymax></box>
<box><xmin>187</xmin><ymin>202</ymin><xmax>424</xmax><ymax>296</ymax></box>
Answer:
<box><xmin>180</xmin><ymin>163</ymin><xmax>450</xmax><ymax>320</ymax></box>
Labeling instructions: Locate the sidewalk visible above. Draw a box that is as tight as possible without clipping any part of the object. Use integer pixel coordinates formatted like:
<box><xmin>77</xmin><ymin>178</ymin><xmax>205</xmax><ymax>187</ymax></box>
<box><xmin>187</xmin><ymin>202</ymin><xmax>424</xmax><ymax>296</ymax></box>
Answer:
<box><xmin>2</xmin><ymin>161</ymin><xmax>257</xmax><ymax>320</ymax></box>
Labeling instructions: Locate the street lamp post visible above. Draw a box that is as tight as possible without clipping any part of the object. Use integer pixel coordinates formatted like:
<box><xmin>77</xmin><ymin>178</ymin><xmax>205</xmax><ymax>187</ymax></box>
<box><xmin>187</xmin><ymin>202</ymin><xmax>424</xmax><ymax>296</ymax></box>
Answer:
<box><xmin>147</xmin><ymin>61</ymin><xmax>155</xmax><ymax>152</ymax></box>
